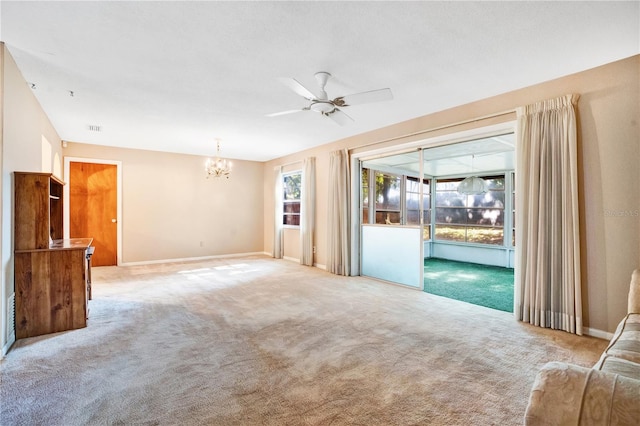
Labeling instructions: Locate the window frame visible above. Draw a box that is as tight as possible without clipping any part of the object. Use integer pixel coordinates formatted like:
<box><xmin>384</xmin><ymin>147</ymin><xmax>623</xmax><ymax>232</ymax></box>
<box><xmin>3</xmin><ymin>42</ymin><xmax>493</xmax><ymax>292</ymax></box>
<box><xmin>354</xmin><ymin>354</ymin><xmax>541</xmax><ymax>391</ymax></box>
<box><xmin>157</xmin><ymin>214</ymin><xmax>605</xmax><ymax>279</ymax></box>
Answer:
<box><xmin>406</xmin><ymin>175</ymin><xmax>431</xmax><ymax>240</ymax></box>
<box><xmin>282</xmin><ymin>170</ymin><xmax>302</xmax><ymax>228</ymax></box>
<box><xmin>433</xmin><ymin>174</ymin><xmax>507</xmax><ymax>246</ymax></box>
<box><xmin>373</xmin><ymin>170</ymin><xmax>403</xmax><ymax>225</ymax></box>
<box><xmin>361</xmin><ymin>168</ymin><xmax>514</xmax><ymax>247</ymax></box>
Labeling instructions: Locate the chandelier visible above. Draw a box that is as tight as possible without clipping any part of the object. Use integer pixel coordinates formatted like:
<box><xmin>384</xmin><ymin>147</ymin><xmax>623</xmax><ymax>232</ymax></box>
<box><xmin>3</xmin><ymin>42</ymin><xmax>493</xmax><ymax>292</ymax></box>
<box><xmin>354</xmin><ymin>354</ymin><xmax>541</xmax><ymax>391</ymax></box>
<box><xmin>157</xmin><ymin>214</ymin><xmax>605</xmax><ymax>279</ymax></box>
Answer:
<box><xmin>205</xmin><ymin>139</ymin><xmax>232</xmax><ymax>179</ymax></box>
<box><xmin>457</xmin><ymin>176</ymin><xmax>488</xmax><ymax>195</ymax></box>
<box><xmin>457</xmin><ymin>154</ymin><xmax>487</xmax><ymax>195</ymax></box>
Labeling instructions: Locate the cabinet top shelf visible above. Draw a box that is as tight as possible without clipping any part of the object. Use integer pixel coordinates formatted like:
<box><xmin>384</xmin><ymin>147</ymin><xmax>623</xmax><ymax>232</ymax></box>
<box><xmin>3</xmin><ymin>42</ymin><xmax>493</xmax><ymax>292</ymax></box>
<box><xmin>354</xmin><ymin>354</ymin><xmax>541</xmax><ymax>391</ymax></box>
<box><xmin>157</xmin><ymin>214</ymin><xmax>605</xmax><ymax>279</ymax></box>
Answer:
<box><xmin>14</xmin><ymin>171</ymin><xmax>65</xmax><ymax>186</ymax></box>
<box><xmin>15</xmin><ymin>238</ymin><xmax>93</xmax><ymax>253</ymax></box>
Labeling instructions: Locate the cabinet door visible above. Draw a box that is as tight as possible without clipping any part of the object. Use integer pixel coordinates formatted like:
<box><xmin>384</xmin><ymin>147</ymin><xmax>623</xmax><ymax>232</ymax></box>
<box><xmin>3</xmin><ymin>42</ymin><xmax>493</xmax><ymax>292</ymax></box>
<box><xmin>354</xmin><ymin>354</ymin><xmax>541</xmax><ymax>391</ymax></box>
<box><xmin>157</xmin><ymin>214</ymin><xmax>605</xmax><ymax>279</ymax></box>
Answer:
<box><xmin>15</xmin><ymin>174</ymin><xmax>51</xmax><ymax>250</ymax></box>
<box><xmin>15</xmin><ymin>249</ymin><xmax>88</xmax><ymax>339</ymax></box>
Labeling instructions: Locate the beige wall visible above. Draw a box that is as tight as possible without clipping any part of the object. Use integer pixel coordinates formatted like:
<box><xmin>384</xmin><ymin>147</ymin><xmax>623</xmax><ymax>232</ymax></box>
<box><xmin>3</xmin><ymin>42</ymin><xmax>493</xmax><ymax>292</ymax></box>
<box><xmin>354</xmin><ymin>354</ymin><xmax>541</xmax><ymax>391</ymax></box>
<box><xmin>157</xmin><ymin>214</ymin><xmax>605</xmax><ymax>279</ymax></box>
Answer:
<box><xmin>264</xmin><ymin>55</ymin><xmax>640</xmax><ymax>335</ymax></box>
<box><xmin>62</xmin><ymin>143</ymin><xmax>265</xmax><ymax>264</ymax></box>
<box><xmin>1</xmin><ymin>44</ymin><xmax>63</xmax><ymax>353</ymax></box>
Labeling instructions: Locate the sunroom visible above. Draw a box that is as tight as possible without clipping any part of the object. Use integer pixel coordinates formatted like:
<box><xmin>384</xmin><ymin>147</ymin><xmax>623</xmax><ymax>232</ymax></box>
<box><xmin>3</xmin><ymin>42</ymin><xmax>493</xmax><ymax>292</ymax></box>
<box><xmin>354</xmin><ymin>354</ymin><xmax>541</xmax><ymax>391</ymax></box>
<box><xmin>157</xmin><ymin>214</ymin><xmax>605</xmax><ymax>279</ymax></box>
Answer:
<box><xmin>357</xmin><ymin>131</ymin><xmax>515</xmax><ymax>312</ymax></box>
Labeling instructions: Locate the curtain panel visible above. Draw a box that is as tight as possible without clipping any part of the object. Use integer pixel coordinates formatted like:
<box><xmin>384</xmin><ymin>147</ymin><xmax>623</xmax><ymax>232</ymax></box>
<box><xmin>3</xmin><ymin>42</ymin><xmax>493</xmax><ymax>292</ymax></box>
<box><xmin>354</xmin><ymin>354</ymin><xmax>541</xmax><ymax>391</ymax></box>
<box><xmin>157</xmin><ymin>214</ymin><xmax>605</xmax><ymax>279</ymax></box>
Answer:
<box><xmin>300</xmin><ymin>157</ymin><xmax>316</xmax><ymax>266</ymax></box>
<box><xmin>327</xmin><ymin>149</ymin><xmax>351</xmax><ymax>275</ymax></box>
<box><xmin>514</xmin><ymin>94</ymin><xmax>583</xmax><ymax>334</ymax></box>
<box><xmin>273</xmin><ymin>166</ymin><xmax>284</xmax><ymax>259</ymax></box>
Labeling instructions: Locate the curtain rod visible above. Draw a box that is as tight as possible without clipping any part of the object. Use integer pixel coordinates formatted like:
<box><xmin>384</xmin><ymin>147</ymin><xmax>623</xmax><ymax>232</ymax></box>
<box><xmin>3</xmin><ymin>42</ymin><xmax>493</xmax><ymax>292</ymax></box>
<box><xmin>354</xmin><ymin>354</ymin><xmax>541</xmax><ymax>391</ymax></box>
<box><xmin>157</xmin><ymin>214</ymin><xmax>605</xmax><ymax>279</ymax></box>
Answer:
<box><xmin>281</xmin><ymin>160</ymin><xmax>302</xmax><ymax>167</ymax></box>
<box><xmin>273</xmin><ymin>159</ymin><xmax>302</xmax><ymax>170</ymax></box>
<box><xmin>350</xmin><ymin>109</ymin><xmax>516</xmax><ymax>152</ymax></box>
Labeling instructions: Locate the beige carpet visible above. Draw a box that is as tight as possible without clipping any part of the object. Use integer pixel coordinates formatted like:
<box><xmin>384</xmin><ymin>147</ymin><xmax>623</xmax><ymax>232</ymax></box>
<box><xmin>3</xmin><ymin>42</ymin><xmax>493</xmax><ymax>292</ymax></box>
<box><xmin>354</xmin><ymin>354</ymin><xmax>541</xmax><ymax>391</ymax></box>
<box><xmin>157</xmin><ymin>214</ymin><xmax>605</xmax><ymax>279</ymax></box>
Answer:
<box><xmin>1</xmin><ymin>256</ymin><xmax>607</xmax><ymax>425</ymax></box>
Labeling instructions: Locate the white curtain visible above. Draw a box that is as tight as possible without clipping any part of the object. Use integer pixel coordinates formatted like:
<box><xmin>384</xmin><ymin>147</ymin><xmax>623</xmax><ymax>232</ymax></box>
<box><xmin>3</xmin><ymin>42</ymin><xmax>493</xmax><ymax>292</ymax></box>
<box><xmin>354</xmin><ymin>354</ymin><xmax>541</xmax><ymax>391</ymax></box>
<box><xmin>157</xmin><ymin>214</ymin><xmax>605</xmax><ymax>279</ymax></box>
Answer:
<box><xmin>327</xmin><ymin>149</ymin><xmax>350</xmax><ymax>275</ymax></box>
<box><xmin>515</xmin><ymin>94</ymin><xmax>582</xmax><ymax>334</ymax></box>
<box><xmin>273</xmin><ymin>166</ymin><xmax>283</xmax><ymax>259</ymax></box>
<box><xmin>300</xmin><ymin>157</ymin><xmax>315</xmax><ymax>266</ymax></box>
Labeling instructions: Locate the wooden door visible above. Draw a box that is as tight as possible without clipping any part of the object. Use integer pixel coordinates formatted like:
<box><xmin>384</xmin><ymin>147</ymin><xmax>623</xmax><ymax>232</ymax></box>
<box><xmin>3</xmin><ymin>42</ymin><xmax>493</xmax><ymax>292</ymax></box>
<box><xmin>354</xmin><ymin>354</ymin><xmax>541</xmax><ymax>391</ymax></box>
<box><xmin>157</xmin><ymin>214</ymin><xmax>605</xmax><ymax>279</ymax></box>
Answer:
<box><xmin>69</xmin><ymin>162</ymin><xmax>117</xmax><ymax>266</ymax></box>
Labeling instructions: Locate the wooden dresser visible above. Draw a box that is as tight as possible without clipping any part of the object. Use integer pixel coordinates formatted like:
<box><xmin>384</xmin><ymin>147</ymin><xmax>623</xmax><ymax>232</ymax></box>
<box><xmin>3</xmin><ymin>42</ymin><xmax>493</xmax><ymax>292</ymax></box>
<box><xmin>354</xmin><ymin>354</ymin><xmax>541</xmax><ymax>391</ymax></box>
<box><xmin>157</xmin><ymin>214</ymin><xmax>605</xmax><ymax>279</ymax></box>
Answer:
<box><xmin>14</xmin><ymin>172</ymin><xmax>93</xmax><ymax>339</ymax></box>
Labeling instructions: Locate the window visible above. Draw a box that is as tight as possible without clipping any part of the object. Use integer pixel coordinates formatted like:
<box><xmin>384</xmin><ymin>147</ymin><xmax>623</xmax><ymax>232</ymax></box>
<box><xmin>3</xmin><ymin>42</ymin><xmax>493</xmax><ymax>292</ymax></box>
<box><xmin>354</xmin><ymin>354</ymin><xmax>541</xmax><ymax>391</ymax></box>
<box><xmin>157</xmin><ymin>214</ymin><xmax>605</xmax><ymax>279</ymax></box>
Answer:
<box><xmin>361</xmin><ymin>168</ymin><xmax>431</xmax><ymax>238</ymax></box>
<box><xmin>511</xmin><ymin>172</ymin><xmax>516</xmax><ymax>246</ymax></box>
<box><xmin>374</xmin><ymin>171</ymin><xmax>401</xmax><ymax>224</ymax></box>
<box><xmin>406</xmin><ymin>177</ymin><xmax>431</xmax><ymax>239</ymax></box>
<box><xmin>361</xmin><ymin>168</ymin><xmax>370</xmax><ymax>224</ymax></box>
<box><xmin>435</xmin><ymin>175</ymin><xmax>505</xmax><ymax>245</ymax></box>
<box><xmin>362</xmin><ymin>168</ymin><xmax>513</xmax><ymax>246</ymax></box>
<box><xmin>283</xmin><ymin>172</ymin><xmax>301</xmax><ymax>226</ymax></box>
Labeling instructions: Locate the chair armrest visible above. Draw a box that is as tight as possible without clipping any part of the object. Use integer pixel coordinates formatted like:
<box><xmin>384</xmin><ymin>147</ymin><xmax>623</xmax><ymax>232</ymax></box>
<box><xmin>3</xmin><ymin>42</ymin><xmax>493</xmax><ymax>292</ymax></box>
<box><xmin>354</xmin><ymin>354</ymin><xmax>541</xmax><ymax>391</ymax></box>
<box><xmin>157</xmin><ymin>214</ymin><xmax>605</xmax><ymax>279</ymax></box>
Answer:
<box><xmin>524</xmin><ymin>362</ymin><xmax>640</xmax><ymax>425</ymax></box>
<box><xmin>629</xmin><ymin>269</ymin><xmax>640</xmax><ymax>314</ymax></box>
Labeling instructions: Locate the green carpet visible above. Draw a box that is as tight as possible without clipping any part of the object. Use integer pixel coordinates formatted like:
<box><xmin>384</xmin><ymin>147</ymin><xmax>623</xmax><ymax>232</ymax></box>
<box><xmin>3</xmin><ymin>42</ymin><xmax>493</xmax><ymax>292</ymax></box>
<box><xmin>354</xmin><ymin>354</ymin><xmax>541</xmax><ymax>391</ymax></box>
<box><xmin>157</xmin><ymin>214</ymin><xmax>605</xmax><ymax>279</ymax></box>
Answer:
<box><xmin>424</xmin><ymin>258</ymin><xmax>514</xmax><ymax>312</ymax></box>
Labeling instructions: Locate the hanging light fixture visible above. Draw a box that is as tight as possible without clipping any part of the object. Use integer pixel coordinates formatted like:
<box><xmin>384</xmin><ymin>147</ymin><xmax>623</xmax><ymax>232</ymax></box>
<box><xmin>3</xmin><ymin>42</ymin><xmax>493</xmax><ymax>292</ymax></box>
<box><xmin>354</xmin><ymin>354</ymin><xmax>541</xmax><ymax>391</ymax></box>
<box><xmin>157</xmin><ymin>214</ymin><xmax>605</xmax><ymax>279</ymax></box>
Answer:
<box><xmin>457</xmin><ymin>154</ymin><xmax>487</xmax><ymax>195</ymax></box>
<box><xmin>205</xmin><ymin>139</ymin><xmax>232</xmax><ymax>179</ymax></box>
<box><xmin>458</xmin><ymin>175</ymin><xmax>488</xmax><ymax>195</ymax></box>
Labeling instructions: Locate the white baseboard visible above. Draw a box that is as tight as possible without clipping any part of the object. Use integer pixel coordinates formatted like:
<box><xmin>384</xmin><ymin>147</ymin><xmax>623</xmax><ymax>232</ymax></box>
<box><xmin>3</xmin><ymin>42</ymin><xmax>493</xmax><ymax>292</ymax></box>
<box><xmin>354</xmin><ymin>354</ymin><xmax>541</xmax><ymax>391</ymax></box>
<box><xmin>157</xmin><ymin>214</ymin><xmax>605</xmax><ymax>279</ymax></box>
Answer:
<box><xmin>120</xmin><ymin>252</ymin><xmax>269</xmax><ymax>266</ymax></box>
<box><xmin>281</xmin><ymin>257</ymin><xmax>327</xmax><ymax>271</ymax></box>
<box><xmin>118</xmin><ymin>252</ymin><xmax>324</xmax><ymax>271</ymax></box>
<box><xmin>582</xmin><ymin>327</ymin><xmax>614</xmax><ymax>341</ymax></box>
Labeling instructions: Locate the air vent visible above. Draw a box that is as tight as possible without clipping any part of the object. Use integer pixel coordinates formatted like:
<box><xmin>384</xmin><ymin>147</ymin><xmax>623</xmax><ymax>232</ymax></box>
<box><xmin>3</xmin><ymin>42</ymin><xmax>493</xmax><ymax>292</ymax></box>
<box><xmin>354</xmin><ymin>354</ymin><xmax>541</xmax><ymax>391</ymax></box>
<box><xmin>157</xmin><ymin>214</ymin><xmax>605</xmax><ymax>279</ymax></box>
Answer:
<box><xmin>87</xmin><ymin>125</ymin><xmax>102</xmax><ymax>132</ymax></box>
<box><xmin>7</xmin><ymin>292</ymin><xmax>15</xmax><ymax>337</ymax></box>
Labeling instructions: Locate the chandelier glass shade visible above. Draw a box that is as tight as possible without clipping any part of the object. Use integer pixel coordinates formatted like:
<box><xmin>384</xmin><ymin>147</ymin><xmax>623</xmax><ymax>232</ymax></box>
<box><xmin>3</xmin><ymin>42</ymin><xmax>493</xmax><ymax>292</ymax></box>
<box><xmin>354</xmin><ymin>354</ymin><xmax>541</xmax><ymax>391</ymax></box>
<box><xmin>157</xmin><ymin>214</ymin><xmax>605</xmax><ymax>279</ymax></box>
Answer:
<box><xmin>457</xmin><ymin>153</ymin><xmax>487</xmax><ymax>195</ymax></box>
<box><xmin>457</xmin><ymin>176</ymin><xmax>488</xmax><ymax>195</ymax></box>
<box><xmin>205</xmin><ymin>140</ymin><xmax>231</xmax><ymax>179</ymax></box>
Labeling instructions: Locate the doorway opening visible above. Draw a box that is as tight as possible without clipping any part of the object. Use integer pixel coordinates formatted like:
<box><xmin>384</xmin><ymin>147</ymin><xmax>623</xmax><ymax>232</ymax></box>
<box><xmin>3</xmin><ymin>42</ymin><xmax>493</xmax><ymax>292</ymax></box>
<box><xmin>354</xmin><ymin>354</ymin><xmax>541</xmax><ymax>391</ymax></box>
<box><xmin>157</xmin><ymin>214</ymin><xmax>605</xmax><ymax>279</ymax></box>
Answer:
<box><xmin>358</xmin><ymin>130</ymin><xmax>516</xmax><ymax>312</ymax></box>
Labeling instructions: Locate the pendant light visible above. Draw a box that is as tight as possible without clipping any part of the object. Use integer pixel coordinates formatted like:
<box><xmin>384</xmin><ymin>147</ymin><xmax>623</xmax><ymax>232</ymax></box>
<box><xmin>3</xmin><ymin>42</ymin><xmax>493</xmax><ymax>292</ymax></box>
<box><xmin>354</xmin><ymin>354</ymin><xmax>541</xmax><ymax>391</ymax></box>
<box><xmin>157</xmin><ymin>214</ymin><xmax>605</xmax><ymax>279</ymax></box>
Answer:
<box><xmin>457</xmin><ymin>154</ymin><xmax>487</xmax><ymax>195</ymax></box>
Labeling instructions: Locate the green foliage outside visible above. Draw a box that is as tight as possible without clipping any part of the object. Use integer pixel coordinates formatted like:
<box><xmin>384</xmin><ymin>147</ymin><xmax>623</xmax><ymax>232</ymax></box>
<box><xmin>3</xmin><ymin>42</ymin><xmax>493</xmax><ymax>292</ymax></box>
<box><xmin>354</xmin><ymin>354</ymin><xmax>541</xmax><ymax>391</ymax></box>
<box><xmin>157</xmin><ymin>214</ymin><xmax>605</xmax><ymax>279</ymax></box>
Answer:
<box><xmin>284</xmin><ymin>173</ymin><xmax>301</xmax><ymax>200</ymax></box>
<box><xmin>435</xmin><ymin>226</ymin><xmax>504</xmax><ymax>245</ymax></box>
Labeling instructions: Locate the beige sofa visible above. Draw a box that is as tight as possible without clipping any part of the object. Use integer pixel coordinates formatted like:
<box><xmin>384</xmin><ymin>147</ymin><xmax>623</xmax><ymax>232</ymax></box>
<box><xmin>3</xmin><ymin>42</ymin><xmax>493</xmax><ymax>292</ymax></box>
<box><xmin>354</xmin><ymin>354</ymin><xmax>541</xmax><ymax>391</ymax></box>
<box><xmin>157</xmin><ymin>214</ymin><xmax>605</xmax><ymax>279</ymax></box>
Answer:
<box><xmin>524</xmin><ymin>269</ymin><xmax>640</xmax><ymax>425</ymax></box>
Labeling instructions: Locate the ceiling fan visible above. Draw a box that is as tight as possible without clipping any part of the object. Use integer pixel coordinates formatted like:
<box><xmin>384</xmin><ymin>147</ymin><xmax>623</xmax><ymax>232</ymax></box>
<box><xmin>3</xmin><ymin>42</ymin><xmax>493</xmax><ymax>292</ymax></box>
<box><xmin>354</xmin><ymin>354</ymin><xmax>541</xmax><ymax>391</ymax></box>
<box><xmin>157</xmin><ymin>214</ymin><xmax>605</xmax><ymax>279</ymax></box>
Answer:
<box><xmin>266</xmin><ymin>72</ymin><xmax>393</xmax><ymax>125</ymax></box>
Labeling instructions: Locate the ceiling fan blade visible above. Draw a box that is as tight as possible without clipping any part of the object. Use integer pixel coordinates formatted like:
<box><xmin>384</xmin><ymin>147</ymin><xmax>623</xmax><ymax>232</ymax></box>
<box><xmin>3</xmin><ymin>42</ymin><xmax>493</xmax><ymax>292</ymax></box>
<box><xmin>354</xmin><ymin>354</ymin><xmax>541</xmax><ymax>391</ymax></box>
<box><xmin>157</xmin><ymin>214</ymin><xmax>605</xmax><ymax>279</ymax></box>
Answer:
<box><xmin>265</xmin><ymin>109</ymin><xmax>306</xmax><ymax>117</ymax></box>
<box><xmin>335</xmin><ymin>88</ymin><xmax>393</xmax><ymax>107</ymax></box>
<box><xmin>326</xmin><ymin>108</ymin><xmax>353</xmax><ymax>126</ymax></box>
<box><xmin>279</xmin><ymin>78</ymin><xmax>317</xmax><ymax>101</ymax></box>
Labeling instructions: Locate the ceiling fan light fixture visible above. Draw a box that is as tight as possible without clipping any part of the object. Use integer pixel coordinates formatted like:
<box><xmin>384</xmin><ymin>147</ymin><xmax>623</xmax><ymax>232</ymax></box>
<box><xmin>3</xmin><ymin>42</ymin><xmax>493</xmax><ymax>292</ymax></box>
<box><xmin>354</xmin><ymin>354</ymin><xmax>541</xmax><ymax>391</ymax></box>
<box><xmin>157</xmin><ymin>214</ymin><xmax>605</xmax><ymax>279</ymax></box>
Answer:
<box><xmin>309</xmin><ymin>101</ymin><xmax>335</xmax><ymax>114</ymax></box>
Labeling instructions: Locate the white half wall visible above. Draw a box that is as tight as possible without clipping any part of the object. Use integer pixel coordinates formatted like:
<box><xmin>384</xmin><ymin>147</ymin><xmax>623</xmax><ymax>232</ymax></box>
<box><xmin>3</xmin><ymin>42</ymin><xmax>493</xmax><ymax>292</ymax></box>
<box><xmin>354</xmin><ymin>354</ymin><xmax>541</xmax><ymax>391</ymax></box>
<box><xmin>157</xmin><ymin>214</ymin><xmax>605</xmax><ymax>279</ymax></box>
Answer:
<box><xmin>362</xmin><ymin>225</ymin><xmax>422</xmax><ymax>288</ymax></box>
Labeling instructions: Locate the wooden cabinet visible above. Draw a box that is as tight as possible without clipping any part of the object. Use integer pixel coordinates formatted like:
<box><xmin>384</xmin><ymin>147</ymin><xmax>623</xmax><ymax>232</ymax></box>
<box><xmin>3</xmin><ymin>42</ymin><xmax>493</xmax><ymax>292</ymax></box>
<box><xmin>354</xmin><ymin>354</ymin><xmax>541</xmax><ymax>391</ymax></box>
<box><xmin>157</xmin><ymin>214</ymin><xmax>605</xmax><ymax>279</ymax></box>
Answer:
<box><xmin>14</xmin><ymin>172</ymin><xmax>64</xmax><ymax>250</ymax></box>
<box><xmin>14</xmin><ymin>172</ymin><xmax>92</xmax><ymax>339</ymax></box>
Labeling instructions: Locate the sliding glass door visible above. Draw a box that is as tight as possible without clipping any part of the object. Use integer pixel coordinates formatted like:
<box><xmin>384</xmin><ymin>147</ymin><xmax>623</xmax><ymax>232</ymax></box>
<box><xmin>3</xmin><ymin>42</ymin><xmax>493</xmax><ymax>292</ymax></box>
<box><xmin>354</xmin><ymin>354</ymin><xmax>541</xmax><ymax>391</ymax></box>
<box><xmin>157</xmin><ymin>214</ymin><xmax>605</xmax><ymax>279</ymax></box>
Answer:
<box><xmin>360</xmin><ymin>150</ymin><xmax>425</xmax><ymax>288</ymax></box>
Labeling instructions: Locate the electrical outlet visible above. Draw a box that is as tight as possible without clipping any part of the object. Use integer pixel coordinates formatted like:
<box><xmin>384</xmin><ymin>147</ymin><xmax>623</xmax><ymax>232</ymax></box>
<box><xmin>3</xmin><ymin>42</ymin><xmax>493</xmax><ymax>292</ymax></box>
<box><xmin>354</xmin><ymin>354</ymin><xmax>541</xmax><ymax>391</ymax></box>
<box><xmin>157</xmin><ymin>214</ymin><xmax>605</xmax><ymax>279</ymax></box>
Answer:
<box><xmin>313</xmin><ymin>246</ymin><xmax>316</xmax><ymax>254</ymax></box>
<box><xmin>199</xmin><ymin>241</ymin><xmax>204</xmax><ymax>247</ymax></box>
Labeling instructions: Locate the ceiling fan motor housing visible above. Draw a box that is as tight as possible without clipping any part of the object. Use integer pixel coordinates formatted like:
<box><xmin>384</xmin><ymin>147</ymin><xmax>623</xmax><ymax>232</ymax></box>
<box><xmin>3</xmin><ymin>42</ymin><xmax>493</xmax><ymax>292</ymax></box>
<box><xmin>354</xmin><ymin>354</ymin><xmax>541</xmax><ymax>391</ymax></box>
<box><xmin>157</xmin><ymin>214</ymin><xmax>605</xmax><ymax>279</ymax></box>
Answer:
<box><xmin>313</xmin><ymin>71</ymin><xmax>330</xmax><ymax>100</ymax></box>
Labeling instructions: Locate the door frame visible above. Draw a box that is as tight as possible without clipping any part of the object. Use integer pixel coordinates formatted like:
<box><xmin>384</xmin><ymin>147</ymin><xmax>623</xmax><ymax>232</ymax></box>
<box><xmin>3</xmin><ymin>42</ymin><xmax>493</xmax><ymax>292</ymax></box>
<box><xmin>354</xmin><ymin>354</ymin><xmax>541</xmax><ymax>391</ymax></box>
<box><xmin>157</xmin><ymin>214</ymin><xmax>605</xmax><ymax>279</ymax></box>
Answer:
<box><xmin>63</xmin><ymin>157</ymin><xmax>123</xmax><ymax>266</ymax></box>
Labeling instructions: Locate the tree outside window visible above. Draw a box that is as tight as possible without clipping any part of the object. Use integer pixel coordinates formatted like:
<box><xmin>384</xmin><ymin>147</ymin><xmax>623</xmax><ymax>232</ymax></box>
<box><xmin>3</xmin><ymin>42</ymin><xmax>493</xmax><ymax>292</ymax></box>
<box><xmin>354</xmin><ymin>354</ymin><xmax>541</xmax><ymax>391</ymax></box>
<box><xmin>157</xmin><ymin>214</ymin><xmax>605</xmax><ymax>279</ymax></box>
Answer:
<box><xmin>374</xmin><ymin>171</ymin><xmax>401</xmax><ymax>224</ymax></box>
<box><xmin>283</xmin><ymin>172</ymin><xmax>301</xmax><ymax>226</ymax></box>
<box><xmin>435</xmin><ymin>175</ymin><xmax>505</xmax><ymax>245</ymax></box>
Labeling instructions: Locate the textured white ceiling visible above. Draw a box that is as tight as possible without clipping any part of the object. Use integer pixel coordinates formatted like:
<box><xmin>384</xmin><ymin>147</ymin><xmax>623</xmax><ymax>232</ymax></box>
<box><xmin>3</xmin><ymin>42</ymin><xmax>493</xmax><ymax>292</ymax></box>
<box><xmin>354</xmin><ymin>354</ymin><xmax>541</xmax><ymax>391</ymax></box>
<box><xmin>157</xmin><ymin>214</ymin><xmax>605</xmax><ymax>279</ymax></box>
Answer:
<box><xmin>1</xmin><ymin>1</ymin><xmax>638</xmax><ymax>161</ymax></box>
